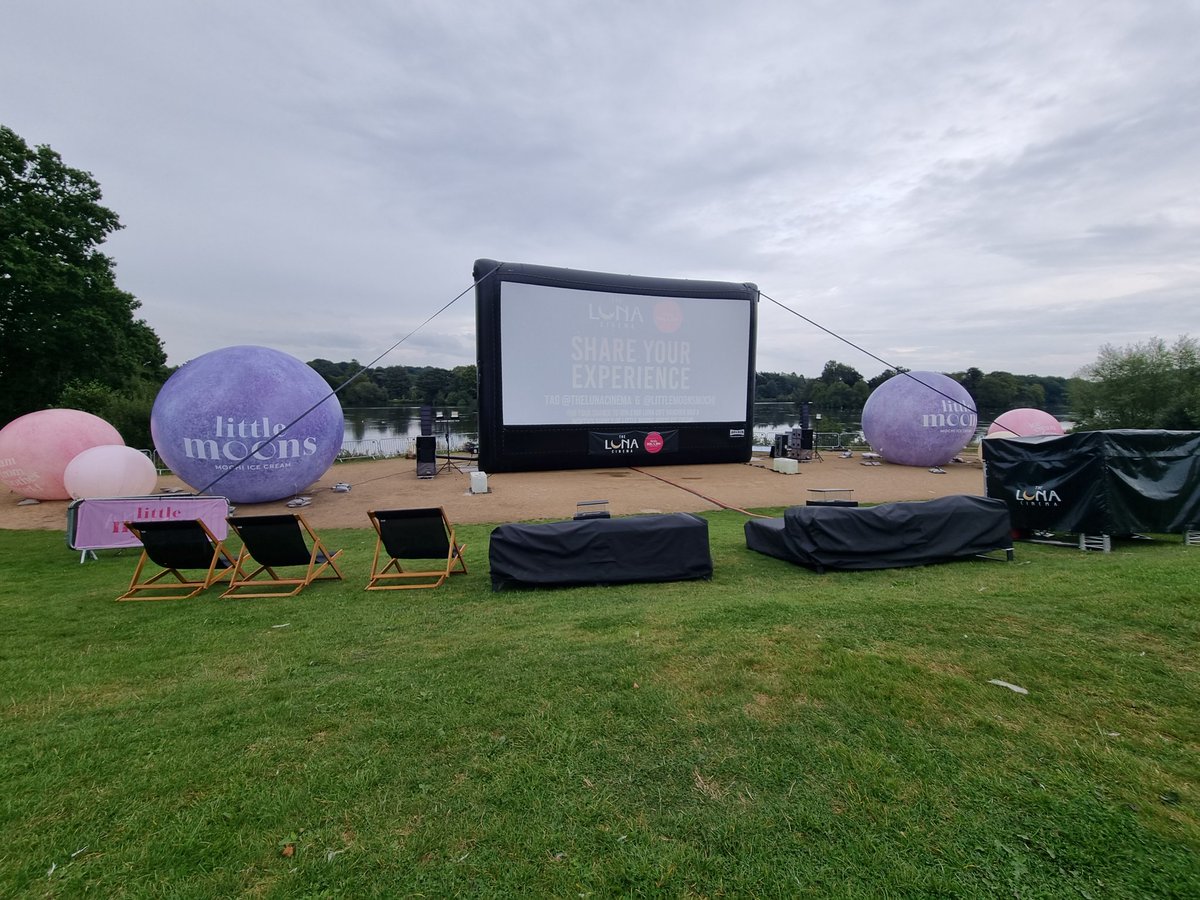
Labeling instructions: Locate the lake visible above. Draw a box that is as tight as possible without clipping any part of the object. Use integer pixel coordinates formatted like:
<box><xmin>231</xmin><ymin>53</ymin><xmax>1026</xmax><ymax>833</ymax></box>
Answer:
<box><xmin>340</xmin><ymin>403</ymin><xmax>1071</xmax><ymax>457</ymax></box>
<box><xmin>340</xmin><ymin>403</ymin><xmax>860</xmax><ymax>458</ymax></box>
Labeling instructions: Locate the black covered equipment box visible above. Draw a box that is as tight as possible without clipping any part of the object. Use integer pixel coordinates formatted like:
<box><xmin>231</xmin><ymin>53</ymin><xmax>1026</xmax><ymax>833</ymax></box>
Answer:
<box><xmin>982</xmin><ymin>429</ymin><xmax>1200</xmax><ymax>534</ymax></box>
<box><xmin>489</xmin><ymin>512</ymin><xmax>712</xmax><ymax>590</ymax></box>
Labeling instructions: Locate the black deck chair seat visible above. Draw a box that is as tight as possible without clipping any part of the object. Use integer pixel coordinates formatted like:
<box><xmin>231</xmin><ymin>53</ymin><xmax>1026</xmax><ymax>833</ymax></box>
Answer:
<box><xmin>222</xmin><ymin>513</ymin><xmax>344</xmax><ymax>598</ymax></box>
<box><xmin>366</xmin><ymin>507</ymin><xmax>467</xmax><ymax>590</ymax></box>
<box><xmin>118</xmin><ymin>519</ymin><xmax>236</xmax><ymax>601</ymax></box>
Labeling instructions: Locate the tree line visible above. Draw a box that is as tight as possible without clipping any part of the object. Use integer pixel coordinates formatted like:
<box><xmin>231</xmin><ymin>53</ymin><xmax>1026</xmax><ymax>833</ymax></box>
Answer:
<box><xmin>306</xmin><ymin>357</ymin><xmax>1074</xmax><ymax>421</ymax></box>
<box><xmin>755</xmin><ymin>361</ymin><xmax>1074</xmax><ymax>419</ymax></box>
<box><xmin>3</xmin><ymin>123</ymin><xmax>1198</xmax><ymax>446</ymax></box>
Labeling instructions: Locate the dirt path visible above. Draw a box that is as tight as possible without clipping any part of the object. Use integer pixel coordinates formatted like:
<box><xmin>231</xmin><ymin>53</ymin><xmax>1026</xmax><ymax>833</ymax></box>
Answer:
<box><xmin>2</xmin><ymin>453</ymin><xmax>985</xmax><ymax>531</ymax></box>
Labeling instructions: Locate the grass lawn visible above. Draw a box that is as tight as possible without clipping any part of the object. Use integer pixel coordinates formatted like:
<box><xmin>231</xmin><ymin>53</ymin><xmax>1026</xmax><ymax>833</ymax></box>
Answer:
<box><xmin>1</xmin><ymin>511</ymin><xmax>1197</xmax><ymax>897</ymax></box>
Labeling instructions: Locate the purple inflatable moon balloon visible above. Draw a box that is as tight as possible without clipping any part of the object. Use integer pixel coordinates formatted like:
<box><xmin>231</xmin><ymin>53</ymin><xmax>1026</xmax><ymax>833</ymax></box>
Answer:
<box><xmin>151</xmin><ymin>346</ymin><xmax>344</xmax><ymax>503</ymax></box>
<box><xmin>861</xmin><ymin>371</ymin><xmax>977</xmax><ymax>467</ymax></box>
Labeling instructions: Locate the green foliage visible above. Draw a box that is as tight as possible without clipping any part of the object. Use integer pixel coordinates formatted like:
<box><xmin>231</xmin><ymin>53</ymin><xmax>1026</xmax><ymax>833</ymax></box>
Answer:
<box><xmin>312</xmin><ymin>350</ymin><xmax>1077</xmax><ymax>419</ymax></box>
<box><xmin>56</xmin><ymin>378</ymin><xmax>158</xmax><ymax>448</ymax></box>
<box><xmin>447</xmin><ymin>365</ymin><xmax>477</xmax><ymax>406</ymax></box>
<box><xmin>305</xmin><ymin>360</ymin><xmax>476</xmax><ymax>407</ymax></box>
<box><xmin>755</xmin><ymin>371</ymin><xmax>807</xmax><ymax>402</ymax></box>
<box><xmin>375</xmin><ymin>364</ymin><xmax>412</xmax><ymax>399</ymax></box>
<box><xmin>947</xmin><ymin>370</ymin><xmax>1070</xmax><ymax>417</ymax></box>
<box><xmin>412</xmin><ymin>366</ymin><xmax>453</xmax><ymax>404</ymax></box>
<box><xmin>754</xmin><ymin>362</ymin><xmax>1067</xmax><ymax>419</ymax></box>
<box><xmin>807</xmin><ymin>377</ymin><xmax>870</xmax><ymax>410</ymax></box>
<box><xmin>0</xmin><ymin>124</ymin><xmax>167</xmax><ymax>425</ymax></box>
<box><xmin>1071</xmin><ymin>336</ymin><xmax>1200</xmax><ymax>430</ymax></box>
<box><xmin>0</xmin><ymin>516</ymin><xmax>1196</xmax><ymax>896</ymax></box>
<box><xmin>819</xmin><ymin>359</ymin><xmax>863</xmax><ymax>386</ymax></box>
<box><xmin>867</xmin><ymin>366</ymin><xmax>909</xmax><ymax>390</ymax></box>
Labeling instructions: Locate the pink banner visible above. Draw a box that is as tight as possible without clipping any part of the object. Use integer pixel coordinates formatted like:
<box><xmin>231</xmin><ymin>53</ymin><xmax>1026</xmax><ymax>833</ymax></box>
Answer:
<box><xmin>67</xmin><ymin>495</ymin><xmax>231</xmax><ymax>550</ymax></box>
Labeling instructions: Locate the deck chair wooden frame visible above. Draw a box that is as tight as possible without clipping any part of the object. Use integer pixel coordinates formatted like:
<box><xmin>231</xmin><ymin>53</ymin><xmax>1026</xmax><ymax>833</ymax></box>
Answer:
<box><xmin>222</xmin><ymin>512</ymin><xmax>344</xmax><ymax>599</ymax></box>
<box><xmin>366</xmin><ymin>507</ymin><xmax>467</xmax><ymax>590</ymax></box>
<box><xmin>117</xmin><ymin>519</ymin><xmax>237</xmax><ymax>601</ymax></box>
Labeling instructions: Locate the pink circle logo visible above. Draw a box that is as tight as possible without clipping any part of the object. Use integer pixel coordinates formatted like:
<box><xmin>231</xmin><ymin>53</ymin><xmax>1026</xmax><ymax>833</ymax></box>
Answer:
<box><xmin>645</xmin><ymin>431</ymin><xmax>664</xmax><ymax>453</ymax></box>
<box><xmin>653</xmin><ymin>300</ymin><xmax>683</xmax><ymax>333</ymax></box>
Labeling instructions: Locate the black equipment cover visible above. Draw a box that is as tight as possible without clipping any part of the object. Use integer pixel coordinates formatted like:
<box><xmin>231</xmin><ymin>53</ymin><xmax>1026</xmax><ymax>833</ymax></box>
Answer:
<box><xmin>489</xmin><ymin>512</ymin><xmax>712</xmax><ymax>590</ymax></box>
<box><xmin>744</xmin><ymin>495</ymin><xmax>1012</xmax><ymax>572</ymax></box>
<box><xmin>982</xmin><ymin>429</ymin><xmax>1200</xmax><ymax>534</ymax></box>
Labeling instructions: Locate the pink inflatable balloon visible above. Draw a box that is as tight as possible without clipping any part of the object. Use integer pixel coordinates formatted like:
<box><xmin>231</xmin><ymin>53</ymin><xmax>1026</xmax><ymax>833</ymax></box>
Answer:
<box><xmin>64</xmin><ymin>445</ymin><xmax>158</xmax><ymax>499</ymax></box>
<box><xmin>989</xmin><ymin>408</ymin><xmax>1065</xmax><ymax>437</ymax></box>
<box><xmin>0</xmin><ymin>409</ymin><xmax>124</xmax><ymax>500</ymax></box>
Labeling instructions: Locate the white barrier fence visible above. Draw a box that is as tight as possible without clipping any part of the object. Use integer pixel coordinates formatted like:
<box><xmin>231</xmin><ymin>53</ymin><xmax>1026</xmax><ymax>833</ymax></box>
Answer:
<box><xmin>338</xmin><ymin>434</ymin><xmax>480</xmax><ymax>460</ymax></box>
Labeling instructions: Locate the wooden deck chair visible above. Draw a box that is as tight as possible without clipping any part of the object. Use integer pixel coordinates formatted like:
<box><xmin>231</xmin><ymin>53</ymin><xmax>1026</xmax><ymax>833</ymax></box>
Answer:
<box><xmin>222</xmin><ymin>513</ymin><xmax>344</xmax><ymax>598</ymax></box>
<box><xmin>366</xmin><ymin>507</ymin><xmax>467</xmax><ymax>590</ymax></box>
<box><xmin>117</xmin><ymin>519</ymin><xmax>237</xmax><ymax>601</ymax></box>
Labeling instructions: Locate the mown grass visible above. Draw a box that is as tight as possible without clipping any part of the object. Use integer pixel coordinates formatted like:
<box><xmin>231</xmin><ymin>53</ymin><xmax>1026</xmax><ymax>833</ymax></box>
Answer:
<box><xmin>0</xmin><ymin>511</ymin><xmax>1196</xmax><ymax>897</ymax></box>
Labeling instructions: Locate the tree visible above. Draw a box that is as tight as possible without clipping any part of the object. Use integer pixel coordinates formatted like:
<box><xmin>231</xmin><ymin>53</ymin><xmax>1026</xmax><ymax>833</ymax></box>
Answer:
<box><xmin>340</xmin><ymin>378</ymin><xmax>388</xmax><ymax>407</ymax></box>
<box><xmin>819</xmin><ymin>360</ymin><xmax>863</xmax><ymax>387</ymax></box>
<box><xmin>57</xmin><ymin>377</ymin><xmax>159</xmax><ymax>448</ymax></box>
<box><xmin>754</xmin><ymin>371</ymin><xmax>806</xmax><ymax>402</ymax></box>
<box><xmin>413</xmin><ymin>367</ymin><xmax>453</xmax><ymax>405</ymax></box>
<box><xmin>0</xmin><ymin>125</ymin><xmax>166</xmax><ymax>425</ymax></box>
<box><xmin>973</xmin><ymin>371</ymin><xmax>1021</xmax><ymax>414</ymax></box>
<box><xmin>447</xmin><ymin>365</ymin><xmax>477</xmax><ymax>406</ymax></box>
<box><xmin>1070</xmin><ymin>336</ymin><xmax>1200</xmax><ymax>430</ymax></box>
<box><xmin>867</xmin><ymin>367</ymin><xmax>908</xmax><ymax>391</ymax></box>
<box><xmin>376</xmin><ymin>365</ymin><xmax>412</xmax><ymax>402</ymax></box>
<box><xmin>951</xmin><ymin>367</ymin><xmax>985</xmax><ymax>398</ymax></box>
<box><xmin>307</xmin><ymin>358</ymin><xmax>349</xmax><ymax>390</ymax></box>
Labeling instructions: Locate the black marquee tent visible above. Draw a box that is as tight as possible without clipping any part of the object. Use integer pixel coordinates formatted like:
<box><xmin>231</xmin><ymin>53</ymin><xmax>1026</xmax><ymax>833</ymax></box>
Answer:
<box><xmin>982</xmin><ymin>429</ymin><xmax>1200</xmax><ymax>536</ymax></box>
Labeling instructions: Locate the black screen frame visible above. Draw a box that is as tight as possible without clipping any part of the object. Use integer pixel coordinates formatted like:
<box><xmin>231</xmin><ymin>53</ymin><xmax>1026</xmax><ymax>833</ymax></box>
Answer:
<box><xmin>474</xmin><ymin>259</ymin><xmax>758</xmax><ymax>473</ymax></box>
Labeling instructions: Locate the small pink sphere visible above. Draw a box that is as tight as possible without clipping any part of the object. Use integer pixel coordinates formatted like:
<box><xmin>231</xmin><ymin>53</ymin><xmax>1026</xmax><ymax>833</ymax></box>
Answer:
<box><xmin>0</xmin><ymin>410</ymin><xmax>124</xmax><ymax>500</ymax></box>
<box><xmin>989</xmin><ymin>408</ymin><xmax>1065</xmax><ymax>437</ymax></box>
<box><xmin>64</xmin><ymin>445</ymin><xmax>158</xmax><ymax>499</ymax></box>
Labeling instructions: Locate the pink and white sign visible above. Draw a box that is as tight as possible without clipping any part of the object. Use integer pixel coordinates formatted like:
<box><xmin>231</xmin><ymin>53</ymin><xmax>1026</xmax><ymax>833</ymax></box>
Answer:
<box><xmin>67</xmin><ymin>495</ymin><xmax>231</xmax><ymax>551</ymax></box>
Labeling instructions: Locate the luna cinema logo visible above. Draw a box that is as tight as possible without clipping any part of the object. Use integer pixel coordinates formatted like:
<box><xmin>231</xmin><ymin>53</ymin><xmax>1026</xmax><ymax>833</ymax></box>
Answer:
<box><xmin>181</xmin><ymin>417</ymin><xmax>320</xmax><ymax>467</ymax></box>
<box><xmin>587</xmin><ymin>301</ymin><xmax>644</xmax><ymax>330</ymax></box>
<box><xmin>1013</xmin><ymin>486</ymin><xmax>1062</xmax><ymax>506</ymax></box>
<box><xmin>604</xmin><ymin>434</ymin><xmax>641</xmax><ymax>453</ymax></box>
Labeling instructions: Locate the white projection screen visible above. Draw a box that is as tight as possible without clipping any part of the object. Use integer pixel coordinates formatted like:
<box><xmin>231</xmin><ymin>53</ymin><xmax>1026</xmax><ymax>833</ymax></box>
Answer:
<box><xmin>475</xmin><ymin>259</ymin><xmax>758</xmax><ymax>472</ymax></box>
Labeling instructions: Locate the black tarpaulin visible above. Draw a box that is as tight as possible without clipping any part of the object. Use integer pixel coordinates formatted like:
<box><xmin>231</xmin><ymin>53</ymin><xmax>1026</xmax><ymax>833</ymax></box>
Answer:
<box><xmin>744</xmin><ymin>495</ymin><xmax>1012</xmax><ymax>572</ymax></box>
<box><xmin>982</xmin><ymin>429</ymin><xmax>1200</xmax><ymax>534</ymax></box>
<box><xmin>488</xmin><ymin>512</ymin><xmax>713</xmax><ymax>590</ymax></box>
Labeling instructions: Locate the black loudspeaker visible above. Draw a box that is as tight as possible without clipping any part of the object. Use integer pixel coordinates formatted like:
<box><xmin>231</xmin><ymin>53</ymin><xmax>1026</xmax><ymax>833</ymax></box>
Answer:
<box><xmin>419</xmin><ymin>406</ymin><xmax>434</xmax><ymax>436</ymax></box>
<box><xmin>416</xmin><ymin>435</ymin><xmax>437</xmax><ymax>478</ymax></box>
<box><xmin>800</xmin><ymin>428</ymin><xmax>814</xmax><ymax>450</ymax></box>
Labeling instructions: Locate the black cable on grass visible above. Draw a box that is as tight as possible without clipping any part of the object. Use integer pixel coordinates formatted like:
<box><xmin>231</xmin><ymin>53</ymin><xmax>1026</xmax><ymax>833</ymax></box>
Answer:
<box><xmin>195</xmin><ymin>263</ymin><xmax>501</xmax><ymax>496</ymax></box>
<box><xmin>759</xmin><ymin>290</ymin><xmax>978</xmax><ymax>414</ymax></box>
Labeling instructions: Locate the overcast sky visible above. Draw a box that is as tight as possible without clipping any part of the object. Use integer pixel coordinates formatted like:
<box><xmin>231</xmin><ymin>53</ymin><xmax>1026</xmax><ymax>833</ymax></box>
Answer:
<box><xmin>6</xmin><ymin>1</ymin><xmax>1199</xmax><ymax>380</ymax></box>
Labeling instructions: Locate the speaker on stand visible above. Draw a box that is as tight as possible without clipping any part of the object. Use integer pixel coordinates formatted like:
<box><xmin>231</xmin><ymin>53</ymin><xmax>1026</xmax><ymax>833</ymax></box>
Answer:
<box><xmin>416</xmin><ymin>435</ymin><xmax>437</xmax><ymax>479</ymax></box>
<box><xmin>800</xmin><ymin>427</ymin><xmax>822</xmax><ymax>462</ymax></box>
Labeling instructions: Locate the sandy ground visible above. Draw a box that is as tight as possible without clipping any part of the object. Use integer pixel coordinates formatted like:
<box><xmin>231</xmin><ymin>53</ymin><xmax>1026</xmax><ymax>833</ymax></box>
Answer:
<box><xmin>2</xmin><ymin>451</ymin><xmax>985</xmax><ymax>531</ymax></box>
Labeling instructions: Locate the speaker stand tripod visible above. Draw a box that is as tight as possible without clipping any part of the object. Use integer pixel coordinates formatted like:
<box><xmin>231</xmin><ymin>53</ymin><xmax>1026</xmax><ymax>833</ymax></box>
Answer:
<box><xmin>439</xmin><ymin>427</ymin><xmax>466</xmax><ymax>473</ymax></box>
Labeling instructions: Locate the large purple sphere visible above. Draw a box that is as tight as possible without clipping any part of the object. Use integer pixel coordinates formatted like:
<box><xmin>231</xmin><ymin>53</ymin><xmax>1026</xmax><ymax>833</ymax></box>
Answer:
<box><xmin>151</xmin><ymin>346</ymin><xmax>343</xmax><ymax>503</ymax></box>
<box><xmin>861</xmin><ymin>371</ymin><xmax>976</xmax><ymax>467</ymax></box>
